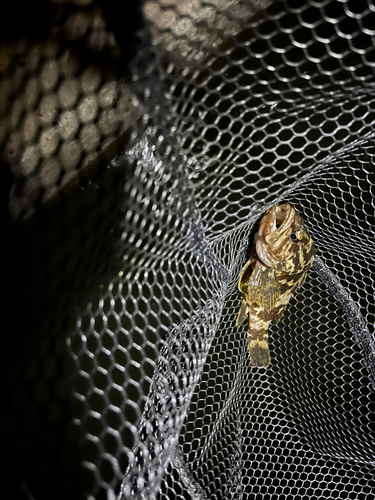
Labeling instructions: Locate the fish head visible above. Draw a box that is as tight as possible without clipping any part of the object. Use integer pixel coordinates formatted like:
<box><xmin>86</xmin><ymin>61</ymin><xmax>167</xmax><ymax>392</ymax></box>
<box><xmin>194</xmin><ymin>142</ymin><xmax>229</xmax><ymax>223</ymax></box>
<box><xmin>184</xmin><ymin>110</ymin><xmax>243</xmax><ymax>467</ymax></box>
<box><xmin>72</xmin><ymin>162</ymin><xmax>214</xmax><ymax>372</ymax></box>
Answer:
<box><xmin>255</xmin><ymin>203</ymin><xmax>316</xmax><ymax>273</ymax></box>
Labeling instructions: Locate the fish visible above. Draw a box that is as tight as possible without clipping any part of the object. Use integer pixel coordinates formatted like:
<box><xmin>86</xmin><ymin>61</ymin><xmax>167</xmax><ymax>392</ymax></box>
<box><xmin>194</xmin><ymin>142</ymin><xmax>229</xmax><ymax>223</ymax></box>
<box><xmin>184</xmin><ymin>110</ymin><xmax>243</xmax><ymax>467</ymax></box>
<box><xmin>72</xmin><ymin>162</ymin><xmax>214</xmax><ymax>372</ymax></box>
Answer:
<box><xmin>236</xmin><ymin>203</ymin><xmax>317</xmax><ymax>368</ymax></box>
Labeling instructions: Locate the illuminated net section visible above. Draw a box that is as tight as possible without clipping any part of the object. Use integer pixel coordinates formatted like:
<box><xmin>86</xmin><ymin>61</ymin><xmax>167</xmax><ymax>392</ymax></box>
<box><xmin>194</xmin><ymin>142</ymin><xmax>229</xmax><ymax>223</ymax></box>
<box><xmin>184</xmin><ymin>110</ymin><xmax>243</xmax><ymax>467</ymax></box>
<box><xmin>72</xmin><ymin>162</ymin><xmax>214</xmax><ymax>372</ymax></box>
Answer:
<box><xmin>1</xmin><ymin>0</ymin><xmax>375</xmax><ymax>499</ymax></box>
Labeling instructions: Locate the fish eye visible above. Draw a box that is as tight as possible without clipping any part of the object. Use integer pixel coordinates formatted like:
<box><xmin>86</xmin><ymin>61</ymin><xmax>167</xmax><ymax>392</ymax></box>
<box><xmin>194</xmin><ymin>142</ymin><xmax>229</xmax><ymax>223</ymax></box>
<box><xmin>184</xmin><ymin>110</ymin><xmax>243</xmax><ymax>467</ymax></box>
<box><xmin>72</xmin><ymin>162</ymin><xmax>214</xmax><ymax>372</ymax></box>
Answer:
<box><xmin>290</xmin><ymin>233</ymin><xmax>297</xmax><ymax>242</ymax></box>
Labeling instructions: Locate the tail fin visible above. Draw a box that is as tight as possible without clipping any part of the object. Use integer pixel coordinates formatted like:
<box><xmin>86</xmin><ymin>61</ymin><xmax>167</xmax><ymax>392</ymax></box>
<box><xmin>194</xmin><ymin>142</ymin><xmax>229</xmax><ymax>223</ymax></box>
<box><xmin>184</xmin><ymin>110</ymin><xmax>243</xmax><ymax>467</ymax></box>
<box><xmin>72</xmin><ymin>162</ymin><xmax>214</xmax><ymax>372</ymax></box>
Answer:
<box><xmin>247</xmin><ymin>336</ymin><xmax>270</xmax><ymax>368</ymax></box>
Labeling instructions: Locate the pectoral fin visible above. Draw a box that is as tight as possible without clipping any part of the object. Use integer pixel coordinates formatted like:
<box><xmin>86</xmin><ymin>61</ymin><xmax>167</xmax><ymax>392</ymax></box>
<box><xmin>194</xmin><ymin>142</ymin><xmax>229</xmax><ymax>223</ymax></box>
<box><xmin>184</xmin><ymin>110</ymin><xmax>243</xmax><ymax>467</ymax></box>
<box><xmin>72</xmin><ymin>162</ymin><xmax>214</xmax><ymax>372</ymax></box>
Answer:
<box><xmin>238</xmin><ymin>257</ymin><xmax>254</xmax><ymax>293</ymax></box>
<box><xmin>271</xmin><ymin>304</ymin><xmax>287</xmax><ymax>324</ymax></box>
<box><xmin>236</xmin><ymin>297</ymin><xmax>249</xmax><ymax>329</ymax></box>
<box><xmin>247</xmin><ymin>260</ymin><xmax>280</xmax><ymax>311</ymax></box>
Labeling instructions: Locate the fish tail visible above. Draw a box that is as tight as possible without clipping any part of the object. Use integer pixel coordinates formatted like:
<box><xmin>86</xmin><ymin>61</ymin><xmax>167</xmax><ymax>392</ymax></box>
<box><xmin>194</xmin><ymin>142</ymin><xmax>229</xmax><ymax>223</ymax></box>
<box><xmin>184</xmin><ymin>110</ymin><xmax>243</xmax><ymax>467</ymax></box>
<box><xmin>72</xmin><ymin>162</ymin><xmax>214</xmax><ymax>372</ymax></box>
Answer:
<box><xmin>247</xmin><ymin>331</ymin><xmax>270</xmax><ymax>368</ymax></box>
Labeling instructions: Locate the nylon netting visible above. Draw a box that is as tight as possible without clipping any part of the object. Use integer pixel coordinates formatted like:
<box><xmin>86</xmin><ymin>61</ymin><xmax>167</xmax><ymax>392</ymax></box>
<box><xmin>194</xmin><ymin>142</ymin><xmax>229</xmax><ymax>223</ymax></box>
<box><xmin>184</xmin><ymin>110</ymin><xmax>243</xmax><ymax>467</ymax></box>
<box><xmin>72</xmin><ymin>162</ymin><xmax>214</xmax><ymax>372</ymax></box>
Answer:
<box><xmin>1</xmin><ymin>0</ymin><xmax>375</xmax><ymax>499</ymax></box>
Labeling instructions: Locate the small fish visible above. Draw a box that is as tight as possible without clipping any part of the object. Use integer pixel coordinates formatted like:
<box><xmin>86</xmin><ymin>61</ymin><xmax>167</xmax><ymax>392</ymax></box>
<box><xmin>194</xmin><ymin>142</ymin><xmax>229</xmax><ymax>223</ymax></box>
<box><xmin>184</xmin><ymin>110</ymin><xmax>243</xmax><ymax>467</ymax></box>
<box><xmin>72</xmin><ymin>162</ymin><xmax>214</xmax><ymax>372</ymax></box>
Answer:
<box><xmin>236</xmin><ymin>203</ymin><xmax>317</xmax><ymax>368</ymax></box>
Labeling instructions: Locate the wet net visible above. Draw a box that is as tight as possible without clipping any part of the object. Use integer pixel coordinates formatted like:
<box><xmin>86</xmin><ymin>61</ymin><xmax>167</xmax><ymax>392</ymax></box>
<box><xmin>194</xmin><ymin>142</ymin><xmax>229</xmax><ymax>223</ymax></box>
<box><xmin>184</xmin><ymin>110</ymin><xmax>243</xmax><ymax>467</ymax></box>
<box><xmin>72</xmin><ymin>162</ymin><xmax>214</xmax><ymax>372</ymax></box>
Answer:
<box><xmin>1</xmin><ymin>0</ymin><xmax>375</xmax><ymax>499</ymax></box>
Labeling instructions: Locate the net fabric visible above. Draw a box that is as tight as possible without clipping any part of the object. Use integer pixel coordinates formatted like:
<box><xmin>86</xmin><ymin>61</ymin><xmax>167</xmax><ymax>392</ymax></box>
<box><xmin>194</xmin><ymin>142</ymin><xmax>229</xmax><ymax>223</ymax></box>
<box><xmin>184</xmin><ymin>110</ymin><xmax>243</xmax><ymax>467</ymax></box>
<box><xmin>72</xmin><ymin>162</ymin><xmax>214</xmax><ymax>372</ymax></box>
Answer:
<box><xmin>0</xmin><ymin>0</ymin><xmax>138</xmax><ymax>222</ymax></box>
<box><xmin>1</xmin><ymin>0</ymin><xmax>375</xmax><ymax>499</ymax></box>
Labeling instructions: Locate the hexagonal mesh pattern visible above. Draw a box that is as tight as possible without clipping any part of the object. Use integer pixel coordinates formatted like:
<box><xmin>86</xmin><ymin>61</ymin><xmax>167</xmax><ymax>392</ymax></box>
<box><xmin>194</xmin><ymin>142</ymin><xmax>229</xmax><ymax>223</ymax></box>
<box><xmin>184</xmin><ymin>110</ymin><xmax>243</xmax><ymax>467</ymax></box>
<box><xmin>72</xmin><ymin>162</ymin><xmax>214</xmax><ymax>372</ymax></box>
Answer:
<box><xmin>2</xmin><ymin>0</ymin><xmax>375</xmax><ymax>499</ymax></box>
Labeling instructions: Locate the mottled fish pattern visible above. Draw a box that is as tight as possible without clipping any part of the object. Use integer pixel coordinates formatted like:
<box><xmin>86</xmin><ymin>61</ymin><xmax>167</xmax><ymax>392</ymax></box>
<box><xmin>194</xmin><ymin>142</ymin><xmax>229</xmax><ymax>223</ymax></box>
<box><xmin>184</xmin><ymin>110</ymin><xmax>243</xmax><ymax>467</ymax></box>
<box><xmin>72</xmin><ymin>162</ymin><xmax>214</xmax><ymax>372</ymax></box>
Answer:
<box><xmin>236</xmin><ymin>204</ymin><xmax>317</xmax><ymax>368</ymax></box>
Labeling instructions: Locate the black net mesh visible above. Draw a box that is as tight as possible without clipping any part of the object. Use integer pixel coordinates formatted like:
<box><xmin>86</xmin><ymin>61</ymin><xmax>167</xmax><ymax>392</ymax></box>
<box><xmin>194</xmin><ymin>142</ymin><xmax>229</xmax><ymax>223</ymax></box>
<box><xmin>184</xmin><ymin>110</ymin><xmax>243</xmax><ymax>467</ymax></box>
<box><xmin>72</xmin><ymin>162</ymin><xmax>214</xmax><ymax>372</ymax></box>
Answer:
<box><xmin>1</xmin><ymin>0</ymin><xmax>375</xmax><ymax>499</ymax></box>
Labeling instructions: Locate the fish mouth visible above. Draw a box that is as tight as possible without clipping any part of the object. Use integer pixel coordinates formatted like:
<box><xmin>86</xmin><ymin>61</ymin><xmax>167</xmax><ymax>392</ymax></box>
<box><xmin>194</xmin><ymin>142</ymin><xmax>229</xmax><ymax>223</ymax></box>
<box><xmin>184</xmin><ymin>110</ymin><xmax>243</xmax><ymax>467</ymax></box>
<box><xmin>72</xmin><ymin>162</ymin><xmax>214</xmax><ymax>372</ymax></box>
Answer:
<box><xmin>264</xmin><ymin>204</ymin><xmax>295</xmax><ymax>245</ymax></box>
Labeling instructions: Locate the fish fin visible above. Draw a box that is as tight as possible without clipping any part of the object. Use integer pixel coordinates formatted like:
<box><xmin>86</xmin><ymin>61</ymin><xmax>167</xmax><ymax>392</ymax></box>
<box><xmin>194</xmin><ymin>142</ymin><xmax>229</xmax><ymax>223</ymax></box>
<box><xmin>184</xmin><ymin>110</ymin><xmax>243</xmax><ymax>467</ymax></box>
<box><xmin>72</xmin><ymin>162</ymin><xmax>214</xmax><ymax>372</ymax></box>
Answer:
<box><xmin>238</xmin><ymin>256</ymin><xmax>255</xmax><ymax>293</ymax></box>
<box><xmin>247</xmin><ymin>260</ymin><xmax>280</xmax><ymax>311</ymax></box>
<box><xmin>236</xmin><ymin>297</ymin><xmax>249</xmax><ymax>329</ymax></box>
<box><xmin>247</xmin><ymin>336</ymin><xmax>270</xmax><ymax>368</ymax></box>
<box><xmin>271</xmin><ymin>304</ymin><xmax>287</xmax><ymax>324</ymax></box>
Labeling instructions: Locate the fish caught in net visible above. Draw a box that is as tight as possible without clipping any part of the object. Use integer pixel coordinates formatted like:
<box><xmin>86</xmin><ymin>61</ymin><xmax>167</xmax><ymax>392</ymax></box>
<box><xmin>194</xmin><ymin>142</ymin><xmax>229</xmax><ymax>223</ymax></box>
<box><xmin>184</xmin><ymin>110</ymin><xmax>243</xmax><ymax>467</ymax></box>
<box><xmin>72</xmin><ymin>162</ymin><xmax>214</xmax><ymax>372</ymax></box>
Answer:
<box><xmin>1</xmin><ymin>0</ymin><xmax>374</xmax><ymax>499</ymax></box>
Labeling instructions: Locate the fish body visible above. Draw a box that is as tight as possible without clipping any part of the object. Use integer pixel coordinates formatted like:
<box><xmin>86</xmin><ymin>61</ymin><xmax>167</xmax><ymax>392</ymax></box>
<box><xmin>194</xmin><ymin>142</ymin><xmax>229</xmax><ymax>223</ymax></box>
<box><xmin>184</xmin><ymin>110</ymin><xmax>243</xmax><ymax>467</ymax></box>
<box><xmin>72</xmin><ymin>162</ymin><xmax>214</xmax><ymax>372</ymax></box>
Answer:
<box><xmin>236</xmin><ymin>204</ymin><xmax>316</xmax><ymax>368</ymax></box>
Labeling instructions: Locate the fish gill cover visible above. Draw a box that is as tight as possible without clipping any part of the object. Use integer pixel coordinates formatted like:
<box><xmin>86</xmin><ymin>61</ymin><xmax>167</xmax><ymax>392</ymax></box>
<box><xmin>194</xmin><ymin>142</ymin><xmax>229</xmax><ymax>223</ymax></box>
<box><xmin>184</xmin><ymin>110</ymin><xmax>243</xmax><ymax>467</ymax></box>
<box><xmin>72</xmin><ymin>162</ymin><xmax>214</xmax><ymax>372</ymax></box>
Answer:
<box><xmin>1</xmin><ymin>0</ymin><xmax>374</xmax><ymax>499</ymax></box>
